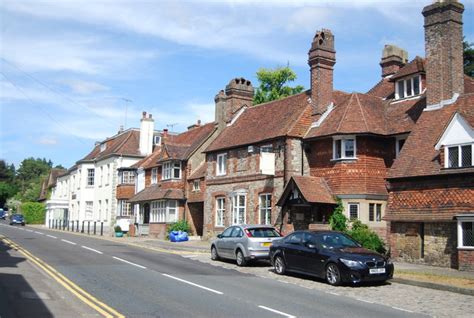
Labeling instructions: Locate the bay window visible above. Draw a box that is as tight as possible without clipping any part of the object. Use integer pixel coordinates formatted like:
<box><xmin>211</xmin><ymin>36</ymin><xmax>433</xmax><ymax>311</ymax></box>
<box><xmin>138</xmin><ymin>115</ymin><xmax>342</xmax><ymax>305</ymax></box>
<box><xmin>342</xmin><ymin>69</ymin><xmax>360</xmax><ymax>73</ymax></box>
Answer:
<box><xmin>150</xmin><ymin>200</ymin><xmax>178</xmax><ymax>223</ymax></box>
<box><xmin>333</xmin><ymin>136</ymin><xmax>356</xmax><ymax>160</ymax></box>
<box><xmin>162</xmin><ymin>161</ymin><xmax>181</xmax><ymax>180</ymax></box>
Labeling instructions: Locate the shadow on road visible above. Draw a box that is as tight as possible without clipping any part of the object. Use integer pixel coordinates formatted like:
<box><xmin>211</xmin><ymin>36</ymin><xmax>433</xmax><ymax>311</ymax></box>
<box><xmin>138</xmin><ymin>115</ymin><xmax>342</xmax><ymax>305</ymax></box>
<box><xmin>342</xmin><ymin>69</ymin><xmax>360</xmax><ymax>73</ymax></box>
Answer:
<box><xmin>0</xmin><ymin>240</ymin><xmax>54</xmax><ymax>318</ymax></box>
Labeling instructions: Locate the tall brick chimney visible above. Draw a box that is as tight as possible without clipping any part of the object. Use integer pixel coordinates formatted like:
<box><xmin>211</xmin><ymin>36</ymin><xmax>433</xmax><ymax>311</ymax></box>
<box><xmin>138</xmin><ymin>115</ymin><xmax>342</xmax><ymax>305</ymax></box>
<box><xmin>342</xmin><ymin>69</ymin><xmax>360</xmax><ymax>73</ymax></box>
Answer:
<box><xmin>308</xmin><ymin>29</ymin><xmax>336</xmax><ymax>118</ymax></box>
<box><xmin>215</xmin><ymin>78</ymin><xmax>254</xmax><ymax>129</ymax></box>
<box><xmin>380</xmin><ymin>45</ymin><xmax>408</xmax><ymax>78</ymax></box>
<box><xmin>423</xmin><ymin>0</ymin><xmax>464</xmax><ymax>106</ymax></box>
<box><xmin>214</xmin><ymin>89</ymin><xmax>226</xmax><ymax>129</ymax></box>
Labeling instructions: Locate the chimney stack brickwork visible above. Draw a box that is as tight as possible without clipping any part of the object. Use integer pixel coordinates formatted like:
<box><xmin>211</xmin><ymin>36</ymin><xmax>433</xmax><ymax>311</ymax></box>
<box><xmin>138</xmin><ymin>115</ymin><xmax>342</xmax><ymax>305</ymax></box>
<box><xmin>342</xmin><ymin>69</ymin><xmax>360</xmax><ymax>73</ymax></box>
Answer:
<box><xmin>214</xmin><ymin>78</ymin><xmax>254</xmax><ymax>129</ymax></box>
<box><xmin>308</xmin><ymin>29</ymin><xmax>336</xmax><ymax>118</ymax></box>
<box><xmin>423</xmin><ymin>0</ymin><xmax>464</xmax><ymax>106</ymax></box>
<box><xmin>380</xmin><ymin>45</ymin><xmax>408</xmax><ymax>78</ymax></box>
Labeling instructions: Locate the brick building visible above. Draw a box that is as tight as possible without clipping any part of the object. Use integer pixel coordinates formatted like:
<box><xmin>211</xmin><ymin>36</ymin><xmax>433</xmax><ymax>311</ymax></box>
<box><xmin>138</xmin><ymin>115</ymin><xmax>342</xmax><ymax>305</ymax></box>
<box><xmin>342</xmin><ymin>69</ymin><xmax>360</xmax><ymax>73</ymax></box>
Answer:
<box><xmin>386</xmin><ymin>1</ymin><xmax>474</xmax><ymax>270</ymax></box>
<box><xmin>128</xmin><ymin>119</ymin><xmax>218</xmax><ymax>238</ymax></box>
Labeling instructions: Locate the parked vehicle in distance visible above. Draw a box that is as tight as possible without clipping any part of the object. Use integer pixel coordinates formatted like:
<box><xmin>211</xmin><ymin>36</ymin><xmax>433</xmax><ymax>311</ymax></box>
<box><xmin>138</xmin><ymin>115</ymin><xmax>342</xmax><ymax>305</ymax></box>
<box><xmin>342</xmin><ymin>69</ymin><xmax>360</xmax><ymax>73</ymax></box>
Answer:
<box><xmin>9</xmin><ymin>214</ymin><xmax>25</xmax><ymax>226</ymax></box>
<box><xmin>211</xmin><ymin>225</ymin><xmax>281</xmax><ymax>266</ymax></box>
<box><xmin>0</xmin><ymin>209</ymin><xmax>6</xmax><ymax>220</ymax></box>
<box><xmin>269</xmin><ymin>230</ymin><xmax>393</xmax><ymax>286</ymax></box>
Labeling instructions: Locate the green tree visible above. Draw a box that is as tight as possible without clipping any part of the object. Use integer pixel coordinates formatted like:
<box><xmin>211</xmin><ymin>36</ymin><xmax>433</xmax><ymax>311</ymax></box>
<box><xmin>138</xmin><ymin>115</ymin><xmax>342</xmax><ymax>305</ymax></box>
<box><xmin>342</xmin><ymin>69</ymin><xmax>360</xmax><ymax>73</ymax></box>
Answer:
<box><xmin>329</xmin><ymin>199</ymin><xmax>347</xmax><ymax>232</ymax></box>
<box><xmin>20</xmin><ymin>202</ymin><xmax>46</xmax><ymax>224</ymax></box>
<box><xmin>0</xmin><ymin>182</ymin><xmax>18</xmax><ymax>208</ymax></box>
<box><xmin>253</xmin><ymin>65</ymin><xmax>304</xmax><ymax>105</ymax></box>
<box><xmin>16</xmin><ymin>157</ymin><xmax>52</xmax><ymax>193</ymax></box>
<box><xmin>464</xmin><ymin>39</ymin><xmax>474</xmax><ymax>77</ymax></box>
<box><xmin>0</xmin><ymin>160</ymin><xmax>15</xmax><ymax>182</ymax></box>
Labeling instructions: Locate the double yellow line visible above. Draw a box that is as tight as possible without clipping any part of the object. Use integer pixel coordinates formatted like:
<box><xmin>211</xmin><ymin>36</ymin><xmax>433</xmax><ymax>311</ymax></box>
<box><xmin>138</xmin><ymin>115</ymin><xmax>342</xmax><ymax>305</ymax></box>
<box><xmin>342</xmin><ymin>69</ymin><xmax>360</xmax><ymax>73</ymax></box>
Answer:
<box><xmin>0</xmin><ymin>235</ymin><xmax>125</xmax><ymax>318</ymax></box>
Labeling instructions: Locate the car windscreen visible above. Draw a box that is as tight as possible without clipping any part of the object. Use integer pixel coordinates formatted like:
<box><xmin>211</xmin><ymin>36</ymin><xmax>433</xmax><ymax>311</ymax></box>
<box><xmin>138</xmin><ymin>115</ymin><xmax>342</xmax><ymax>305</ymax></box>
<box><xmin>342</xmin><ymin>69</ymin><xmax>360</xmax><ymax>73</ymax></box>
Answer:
<box><xmin>13</xmin><ymin>215</ymin><xmax>23</xmax><ymax>220</ymax></box>
<box><xmin>319</xmin><ymin>233</ymin><xmax>359</xmax><ymax>249</ymax></box>
<box><xmin>247</xmin><ymin>228</ymin><xmax>280</xmax><ymax>238</ymax></box>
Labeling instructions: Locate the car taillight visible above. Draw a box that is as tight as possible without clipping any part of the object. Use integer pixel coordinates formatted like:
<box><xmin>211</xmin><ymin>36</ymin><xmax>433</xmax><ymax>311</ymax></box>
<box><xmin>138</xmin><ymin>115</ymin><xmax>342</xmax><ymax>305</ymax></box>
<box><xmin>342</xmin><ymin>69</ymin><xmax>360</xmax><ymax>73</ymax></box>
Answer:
<box><xmin>244</xmin><ymin>229</ymin><xmax>253</xmax><ymax>237</ymax></box>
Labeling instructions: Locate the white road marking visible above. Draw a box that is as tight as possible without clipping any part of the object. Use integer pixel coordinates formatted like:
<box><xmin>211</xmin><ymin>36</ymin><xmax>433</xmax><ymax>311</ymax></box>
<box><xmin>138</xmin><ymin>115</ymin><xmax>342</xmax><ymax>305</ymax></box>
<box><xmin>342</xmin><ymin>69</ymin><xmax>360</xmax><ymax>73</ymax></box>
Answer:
<box><xmin>181</xmin><ymin>254</ymin><xmax>198</xmax><ymax>258</ymax></box>
<box><xmin>392</xmin><ymin>306</ymin><xmax>414</xmax><ymax>313</ymax></box>
<box><xmin>258</xmin><ymin>305</ymin><xmax>296</xmax><ymax>318</ymax></box>
<box><xmin>329</xmin><ymin>292</ymin><xmax>340</xmax><ymax>296</ymax></box>
<box><xmin>46</xmin><ymin>235</ymin><xmax>57</xmax><ymax>239</ymax></box>
<box><xmin>34</xmin><ymin>231</ymin><xmax>44</xmax><ymax>235</ymax></box>
<box><xmin>162</xmin><ymin>274</ymin><xmax>223</xmax><ymax>295</ymax></box>
<box><xmin>113</xmin><ymin>256</ymin><xmax>147</xmax><ymax>269</ymax></box>
<box><xmin>357</xmin><ymin>299</ymin><xmax>374</xmax><ymax>304</ymax></box>
<box><xmin>81</xmin><ymin>246</ymin><xmax>103</xmax><ymax>254</ymax></box>
<box><xmin>61</xmin><ymin>239</ymin><xmax>76</xmax><ymax>245</ymax></box>
<box><xmin>25</xmin><ymin>229</ymin><xmax>33</xmax><ymax>232</ymax></box>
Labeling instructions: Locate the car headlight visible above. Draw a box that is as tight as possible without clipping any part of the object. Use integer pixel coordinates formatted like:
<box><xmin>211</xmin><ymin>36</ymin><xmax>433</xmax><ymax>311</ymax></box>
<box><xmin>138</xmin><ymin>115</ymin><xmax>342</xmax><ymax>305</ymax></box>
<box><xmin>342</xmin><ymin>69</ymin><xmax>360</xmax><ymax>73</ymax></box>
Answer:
<box><xmin>340</xmin><ymin>258</ymin><xmax>363</xmax><ymax>268</ymax></box>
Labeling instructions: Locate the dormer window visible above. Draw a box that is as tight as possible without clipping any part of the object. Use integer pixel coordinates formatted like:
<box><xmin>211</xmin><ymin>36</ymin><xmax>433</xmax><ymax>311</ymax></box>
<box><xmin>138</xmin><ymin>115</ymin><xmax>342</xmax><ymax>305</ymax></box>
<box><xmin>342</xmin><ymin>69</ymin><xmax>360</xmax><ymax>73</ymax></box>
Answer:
<box><xmin>395</xmin><ymin>75</ymin><xmax>421</xmax><ymax>100</ymax></box>
<box><xmin>333</xmin><ymin>136</ymin><xmax>356</xmax><ymax>160</ymax></box>
<box><xmin>162</xmin><ymin>161</ymin><xmax>181</xmax><ymax>180</ymax></box>
<box><xmin>100</xmin><ymin>143</ymin><xmax>107</xmax><ymax>152</ymax></box>
<box><xmin>445</xmin><ymin>144</ymin><xmax>473</xmax><ymax>168</ymax></box>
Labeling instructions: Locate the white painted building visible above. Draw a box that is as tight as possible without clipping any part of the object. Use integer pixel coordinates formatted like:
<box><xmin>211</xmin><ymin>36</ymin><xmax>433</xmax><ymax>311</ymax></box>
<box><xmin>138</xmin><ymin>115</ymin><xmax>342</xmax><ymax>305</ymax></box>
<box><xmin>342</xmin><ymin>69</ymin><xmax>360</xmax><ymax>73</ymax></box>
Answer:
<box><xmin>45</xmin><ymin>112</ymin><xmax>157</xmax><ymax>232</ymax></box>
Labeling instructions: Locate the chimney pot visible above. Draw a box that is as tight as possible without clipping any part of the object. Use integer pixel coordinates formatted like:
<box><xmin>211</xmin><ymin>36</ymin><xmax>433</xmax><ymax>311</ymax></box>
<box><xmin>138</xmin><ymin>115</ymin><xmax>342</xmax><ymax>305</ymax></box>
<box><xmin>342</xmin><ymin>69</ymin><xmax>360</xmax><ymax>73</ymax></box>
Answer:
<box><xmin>142</xmin><ymin>111</ymin><xmax>147</xmax><ymax>118</ymax></box>
<box><xmin>149</xmin><ymin>114</ymin><xmax>152</xmax><ymax>119</ymax></box>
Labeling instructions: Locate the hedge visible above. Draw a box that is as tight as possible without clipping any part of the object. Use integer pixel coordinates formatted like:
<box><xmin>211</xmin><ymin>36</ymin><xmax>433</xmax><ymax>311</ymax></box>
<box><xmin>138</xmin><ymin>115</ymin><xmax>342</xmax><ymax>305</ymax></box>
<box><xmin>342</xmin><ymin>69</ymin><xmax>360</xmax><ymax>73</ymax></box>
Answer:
<box><xmin>20</xmin><ymin>202</ymin><xmax>45</xmax><ymax>224</ymax></box>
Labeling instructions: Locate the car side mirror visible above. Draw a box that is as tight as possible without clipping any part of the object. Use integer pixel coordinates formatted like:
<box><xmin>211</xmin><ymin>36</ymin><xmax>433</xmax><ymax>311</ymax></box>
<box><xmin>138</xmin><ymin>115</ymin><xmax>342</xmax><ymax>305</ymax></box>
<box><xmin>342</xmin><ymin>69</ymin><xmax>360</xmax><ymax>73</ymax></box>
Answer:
<box><xmin>217</xmin><ymin>234</ymin><xmax>223</xmax><ymax>239</ymax></box>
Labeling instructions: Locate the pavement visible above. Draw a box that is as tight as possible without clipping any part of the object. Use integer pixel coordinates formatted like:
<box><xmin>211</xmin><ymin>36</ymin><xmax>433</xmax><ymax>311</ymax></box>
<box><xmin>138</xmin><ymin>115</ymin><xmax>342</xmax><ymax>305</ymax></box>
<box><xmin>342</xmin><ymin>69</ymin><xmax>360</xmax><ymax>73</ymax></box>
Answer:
<box><xmin>32</xmin><ymin>224</ymin><xmax>474</xmax><ymax>296</ymax></box>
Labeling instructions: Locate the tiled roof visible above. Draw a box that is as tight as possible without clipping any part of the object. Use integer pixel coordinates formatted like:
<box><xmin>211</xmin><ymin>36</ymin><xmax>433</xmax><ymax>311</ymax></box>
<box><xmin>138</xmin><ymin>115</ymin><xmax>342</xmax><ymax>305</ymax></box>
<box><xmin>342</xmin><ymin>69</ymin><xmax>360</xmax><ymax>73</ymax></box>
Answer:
<box><xmin>80</xmin><ymin>129</ymin><xmax>141</xmax><ymax>162</ymax></box>
<box><xmin>305</xmin><ymin>92</ymin><xmax>386</xmax><ymax>138</ymax></box>
<box><xmin>188</xmin><ymin>163</ymin><xmax>207</xmax><ymax>180</ymax></box>
<box><xmin>385</xmin><ymin>96</ymin><xmax>426</xmax><ymax>135</ymax></box>
<box><xmin>277</xmin><ymin>176</ymin><xmax>336</xmax><ymax>206</ymax></box>
<box><xmin>367</xmin><ymin>77</ymin><xmax>394</xmax><ymax>99</ymax></box>
<box><xmin>129</xmin><ymin>185</ymin><xmax>184</xmax><ymax>203</ymax></box>
<box><xmin>160</xmin><ymin>123</ymin><xmax>216</xmax><ymax>161</ymax></box>
<box><xmin>131</xmin><ymin>146</ymin><xmax>162</xmax><ymax>169</ymax></box>
<box><xmin>205</xmin><ymin>91</ymin><xmax>314</xmax><ymax>152</ymax></box>
<box><xmin>390</xmin><ymin>57</ymin><xmax>425</xmax><ymax>81</ymax></box>
<box><xmin>388</xmin><ymin>93</ymin><xmax>474</xmax><ymax>179</ymax></box>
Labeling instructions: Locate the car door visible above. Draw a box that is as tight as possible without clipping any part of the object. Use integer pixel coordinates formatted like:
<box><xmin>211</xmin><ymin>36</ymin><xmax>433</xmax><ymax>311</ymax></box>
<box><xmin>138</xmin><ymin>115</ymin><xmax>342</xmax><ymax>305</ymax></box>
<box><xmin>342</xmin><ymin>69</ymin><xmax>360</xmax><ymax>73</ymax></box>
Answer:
<box><xmin>299</xmin><ymin>233</ymin><xmax>325</xmax><ymax>275</ymax></box>
<box><xmin>228</xmin><ymin>227</ymin><xmax>244</xmax><ymax>259</ymax></box>
<box><xmin>216</xmin><ymin>226</ymin><xmax>234</xmax><ymax>258</ymax></box>
<box><xmin>283</xmin><ymin>232</ymin><xmax>306</xmax><ymax>271</ymax></box>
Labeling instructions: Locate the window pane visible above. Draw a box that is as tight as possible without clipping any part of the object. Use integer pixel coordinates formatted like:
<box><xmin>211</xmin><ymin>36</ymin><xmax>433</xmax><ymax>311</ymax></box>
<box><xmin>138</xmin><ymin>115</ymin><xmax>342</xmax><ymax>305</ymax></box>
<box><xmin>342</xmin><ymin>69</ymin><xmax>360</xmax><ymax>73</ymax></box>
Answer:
<box><xmin>397</xmin><ymin>81</ymin><xmax>405</xmax><ymax>99</ymax></box>
<box><xmin>349</xmin><ymin>204</ymin><xmax>358</xmax><ymax>220</ymax></box>
<box><xmin>461</xmin><ymin>145</ymin><xmax>472</xmax><ymax>167</ymax></box>
<box><xmin>406</xmin><ymin>79</ymin><xmax>413</xmax><ymax>96</ymax></box>
<box><xmin>344</xmin><ymin>139</ymin><xmax>354</xmax><ymax>157</ymax></box>
<box><xmin>376</xmin><ymin>204</ymin><xmax>382</xmax><ymax>222</ymax></box>
<box><xmin>462</xmin><ymin>222</ymin><xmax>474</xmax><ymax>247</ymax></box>
<box><xmin>369</xmin><ymin>203</ymin><xmax>374</xmax><ymax>222</ymax></box>
<box><xmin>448</xmin><ymin>147</ymin><xmax>459</xmax><ymax>168</ymax></box>
<box><xmin>335</xmin><ymin>139</ymin><xmax>342</xmax><ymax>159</ymax></box>
<box><xmin>413</xmin><ymin>76</ymin><xmax>420</xmax><ymax>95</ymax></box>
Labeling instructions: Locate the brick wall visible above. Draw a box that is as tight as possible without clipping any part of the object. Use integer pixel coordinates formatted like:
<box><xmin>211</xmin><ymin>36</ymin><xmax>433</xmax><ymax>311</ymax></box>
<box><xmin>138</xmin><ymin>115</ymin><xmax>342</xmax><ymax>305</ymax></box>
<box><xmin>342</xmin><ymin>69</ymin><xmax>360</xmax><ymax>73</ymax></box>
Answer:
<box><xmin>307</xmin><ymin>136</ymin><xmax>395</xmax><ymax>196</ymax></box>
<box><xmin>458</xmin><ymin>250</ymin><xmax>474</xmax><ymax>271</ymax></box>
<box><xmin>116</xmin><ymin>184</ymin><xmax>135</xmax><ymax>200</ymax></box>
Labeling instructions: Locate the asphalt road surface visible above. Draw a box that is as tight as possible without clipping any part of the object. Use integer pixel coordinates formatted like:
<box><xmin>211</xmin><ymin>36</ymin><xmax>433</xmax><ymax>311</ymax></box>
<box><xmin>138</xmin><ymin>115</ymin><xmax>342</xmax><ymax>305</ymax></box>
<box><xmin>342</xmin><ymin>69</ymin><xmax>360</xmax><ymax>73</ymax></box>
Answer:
<box><xmin>0</xmin><ymin>223</ymin><xmax>425</xmax><ymax>318</ymax></box>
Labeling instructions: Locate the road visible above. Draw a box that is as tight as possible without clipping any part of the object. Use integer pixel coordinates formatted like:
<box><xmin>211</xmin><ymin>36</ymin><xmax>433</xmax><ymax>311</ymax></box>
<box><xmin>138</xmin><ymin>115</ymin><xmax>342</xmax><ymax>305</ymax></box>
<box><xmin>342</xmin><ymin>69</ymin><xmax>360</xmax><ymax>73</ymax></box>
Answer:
<box><xmin>0</xmin><ymin>223</ymin><xmax>425</xmax><ymax>318</ymax></box>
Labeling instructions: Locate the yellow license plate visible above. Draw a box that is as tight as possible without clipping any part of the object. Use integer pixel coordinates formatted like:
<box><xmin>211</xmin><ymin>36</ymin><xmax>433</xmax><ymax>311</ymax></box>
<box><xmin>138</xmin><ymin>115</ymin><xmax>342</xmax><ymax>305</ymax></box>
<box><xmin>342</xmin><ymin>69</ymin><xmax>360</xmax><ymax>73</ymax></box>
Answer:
<box><xmin>261</xmin><ymin>242</ymin><xmax>272</xmax><ymax>247</ymax></box>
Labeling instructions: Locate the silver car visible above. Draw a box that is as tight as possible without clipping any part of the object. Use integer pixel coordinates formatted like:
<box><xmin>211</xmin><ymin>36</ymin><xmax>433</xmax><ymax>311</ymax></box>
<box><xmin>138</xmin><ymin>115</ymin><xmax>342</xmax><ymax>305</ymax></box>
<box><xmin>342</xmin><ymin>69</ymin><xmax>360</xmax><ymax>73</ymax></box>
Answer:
<box><xmin>210</xmin><ymin>225</ymin><xmax>281</xmax><ymax>266</ymax></box>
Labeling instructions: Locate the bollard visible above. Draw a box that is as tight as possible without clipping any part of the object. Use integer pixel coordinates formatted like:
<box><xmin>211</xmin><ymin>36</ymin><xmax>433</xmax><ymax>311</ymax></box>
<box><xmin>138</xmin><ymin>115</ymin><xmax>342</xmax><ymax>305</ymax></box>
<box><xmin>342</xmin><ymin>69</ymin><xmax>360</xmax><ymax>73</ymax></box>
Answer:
<box><xmin>93</xmin><ymin>221</ymin><xmax>96</xmax><ymax>235</ymax></box>
<box><xmin>77</xmin><ymin>220</ymin><xmax>79</xmax><ymax>232</ymax></box>
<box><xmin>54</xmin><ymin>219</ymin><xmax>57</xmax><ymax>229</ymax></box>
<box><xmin>87</xmin><ymin>221</ymin><xmax>90</xmax><ymax>235</ymax></box>
<box><xmin>81</xmin><ymin>221</ymin><xmax>84</xmax><ymax>233</ymax></box>
<box><xmin>100</xmin><ymin>222</ymin><xmax>104</xmax><ymax>236</ymax></box>
<box><xmin>48</xmin><ymin>219</ymin><xmax>51</xmax><ymax>228</ymax></box>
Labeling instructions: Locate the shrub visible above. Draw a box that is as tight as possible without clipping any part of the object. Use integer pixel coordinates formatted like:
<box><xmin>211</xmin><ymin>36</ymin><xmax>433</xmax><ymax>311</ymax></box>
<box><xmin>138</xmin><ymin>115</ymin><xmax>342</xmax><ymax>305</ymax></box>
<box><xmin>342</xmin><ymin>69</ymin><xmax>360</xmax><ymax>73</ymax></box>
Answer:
<box><xmin>114</xmin><ymin>225</ymin><xmax>122</xmax><ymax>232</ymax></box>
<box><xmin>329</xmin><ymin>199</ymin><xmax>347</xmax><ymax>232</ymax></box>
<box><xmin>20</xmin><ymin>202</ymin><xmax>45</xmax><ymax>224</ymax></box>
<box><xmin>348</xmin><ymin>220</ymin><xmax>386</xmax><ymax>254</ymax></box>
<box><xmin>166</xmin><ymin>220</ymin><xmax>192</xmax><ymax>239</ymax></box>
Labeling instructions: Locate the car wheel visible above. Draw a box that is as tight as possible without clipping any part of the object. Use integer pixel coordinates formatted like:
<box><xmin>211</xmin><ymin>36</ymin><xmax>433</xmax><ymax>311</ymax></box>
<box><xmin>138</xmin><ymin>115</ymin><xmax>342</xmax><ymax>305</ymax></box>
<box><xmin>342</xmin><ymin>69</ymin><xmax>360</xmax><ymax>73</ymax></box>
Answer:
<box><xmin>236</xmin><ymin>249</ymin><xmax>247</xmax><ymax>267</ymax></box>
<box><xmin>326</xmin><ymin>263</ymin><xmax>342</xmax><ymax>286</ymax></box>
<box><xmin>211</xmin><ymin>246</ymin><xmax>220</xmax><ymax>261</ymax></box>
<box><xmin>274</xmin><ymin>255</ymin><xmax>286</xmax><ymax>275</ymax></box>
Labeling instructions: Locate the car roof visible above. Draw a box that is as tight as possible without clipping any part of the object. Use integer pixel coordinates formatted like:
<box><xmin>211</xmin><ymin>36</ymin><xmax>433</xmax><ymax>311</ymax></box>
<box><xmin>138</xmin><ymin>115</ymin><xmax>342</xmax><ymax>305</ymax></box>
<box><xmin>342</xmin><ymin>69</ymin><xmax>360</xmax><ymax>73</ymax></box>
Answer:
<box><xmin>289</xmin><ymin>230</ymin><xmax>344</xmax><ymax>235</ymax></box>
<box><xmin>235</xmin><ymin>224</ymin><xmax>276</xmax><ymax>229</ymax></box>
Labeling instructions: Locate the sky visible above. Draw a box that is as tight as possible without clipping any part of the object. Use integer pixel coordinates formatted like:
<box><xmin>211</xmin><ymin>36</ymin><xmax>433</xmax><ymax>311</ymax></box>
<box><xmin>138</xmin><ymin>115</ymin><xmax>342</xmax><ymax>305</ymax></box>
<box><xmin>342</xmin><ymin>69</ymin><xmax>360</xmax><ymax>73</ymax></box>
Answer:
<box><xmin>1</xmin><ymin>0</ymin><xmax>473</xmax><ymax>169</ymax></box>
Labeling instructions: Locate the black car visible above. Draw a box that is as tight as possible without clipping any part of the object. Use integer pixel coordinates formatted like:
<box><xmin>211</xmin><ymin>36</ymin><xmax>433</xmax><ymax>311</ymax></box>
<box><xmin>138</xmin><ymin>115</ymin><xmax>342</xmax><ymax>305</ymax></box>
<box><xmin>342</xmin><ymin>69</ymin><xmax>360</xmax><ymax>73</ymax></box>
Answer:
<box><xmin>269</xmin><ymin>230</ymin><xmax>393</xmax><ymax>286</ymax></box>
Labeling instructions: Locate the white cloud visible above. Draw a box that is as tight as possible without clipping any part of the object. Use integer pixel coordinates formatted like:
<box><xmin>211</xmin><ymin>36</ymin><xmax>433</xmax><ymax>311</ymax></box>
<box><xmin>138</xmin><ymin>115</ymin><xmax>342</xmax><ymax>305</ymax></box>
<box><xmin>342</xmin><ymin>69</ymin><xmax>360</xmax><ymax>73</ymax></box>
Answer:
<box><xmin>37</xmin><ymin>137</ymin><xmax>58</xmax><ymax>145</ymax></box>
<box><xmin>60</xmin><ymin>79</ymin><xmax>109</xmax><ymax>94</ymax></box>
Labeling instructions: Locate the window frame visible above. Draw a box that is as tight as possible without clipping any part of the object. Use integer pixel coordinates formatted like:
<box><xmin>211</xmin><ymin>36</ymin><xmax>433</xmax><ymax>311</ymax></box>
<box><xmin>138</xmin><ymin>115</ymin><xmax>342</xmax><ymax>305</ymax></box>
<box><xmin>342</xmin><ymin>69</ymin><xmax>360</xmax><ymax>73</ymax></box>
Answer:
<box><xmin>231</xmin><ymin>194</ymin><xmax>246</xmax><ymax>225</ymax></box>
<box><xmin>216</xmin><ymin>153</ymin><xmax>227</xmax><ymax>176</ymax></box>
<box><xmin>85</xmin><ymin>201</ymin><xmax>93</xmax><ymax>220</ymax></box>
<box><xmin>445</xmin><ymin>143</ymin><xmax>473</xmax><ymax>168</ymax></box>
<box><xmin>457</xmin><ymin>218</ymin><xmax>474</xmax><ymax>249</ymax></box>
<box><xmin>259</xmin><ymin>193</ymin><xmax>272</xmax><ymax>225</ymax></box>
<box><xmin>119</xmin><ymin>200</ymin><xmax>132</xmax><ymax>217</ymax></box>
<box><xmin>151</xmin><ymin>167</ymin><xmax>158</xmax><ymax>184</ymax></box>
<box><xmin>369</xmin><ymin>203</ymin><xmax>383</xmax><ymax>222</ymax></box>
<box><xmin>193</xmin><ymin>179</ymin><xmax>200</xmax><ymax>192</ymax></box>
<box><xmin>87</xmin><ymin>169</ymin><xmax>95</xmax><ymax>186</ymax></box>
<box><xmin>332</xmin><ymin>136</ymin><xmax>357</xmax><ymax>160</ymax></box>
<box><xmin>348</xmin><ymin>202</ymin><xmax>359</xmax><ymax>221</ymax></box>
<box><xmin>395</xmin><ymin>75</ymin><xmax>422</xmax><ymax>100</ymax></box>
<box><xmin>162</xmin><ymin>161</ymin><xmax>182</xmax><ymax>180</ymax></box>
<box><xmin>150</xmin><ymin>200</ymin><xmax>178</xmax><ymax>223</ymax></box>
<box><xmin>215</xmin><ymin>197</ymin><xmax>225</xmax><ymax>227</ymax></box>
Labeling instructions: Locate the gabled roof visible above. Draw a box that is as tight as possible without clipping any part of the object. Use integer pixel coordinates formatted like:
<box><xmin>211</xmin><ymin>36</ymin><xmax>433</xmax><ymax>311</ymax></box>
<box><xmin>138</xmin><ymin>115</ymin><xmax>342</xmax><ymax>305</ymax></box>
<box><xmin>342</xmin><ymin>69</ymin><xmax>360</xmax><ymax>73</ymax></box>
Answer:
<box><xmin>159</xmin><ymin>123</ymin><xmax>216</xmax><ymax>161</ymax></box>
<box><xmin>80</xmin><ymin>129</ymin><xmax>142</xmax><ymax>163</ymax></box>
<box><xmin>385</xmin><ymin>96</ymin><xmax>426</xmax><ymax>135</ymax></box>
<box><xmin>128</xmin><ymin>185</ymin><xmax>184</xmax><ymax>203</ymax></box>
<box><xmin>277</xmin><ymin>176</ymin><xmax>336</xmax><ymax>206</ymax></box>
<box><xmin>390</xmin><ymin>57</ymin><xmax>425</xmax><ymax>81</ymax></box>
<box><xmin>205</xmin><ymin>91</ymin><xmax>314</xmax><ymax>152</ymax></box>
<box><xmin>131</xmin><ymin>146</ymin><xmax>162</xmax><ymax>169</ymax></box>
<box><xmin>388</xmin><ymin>91</ymin><xmax>474</xmax><ymax>179</ymax></box>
